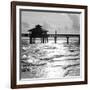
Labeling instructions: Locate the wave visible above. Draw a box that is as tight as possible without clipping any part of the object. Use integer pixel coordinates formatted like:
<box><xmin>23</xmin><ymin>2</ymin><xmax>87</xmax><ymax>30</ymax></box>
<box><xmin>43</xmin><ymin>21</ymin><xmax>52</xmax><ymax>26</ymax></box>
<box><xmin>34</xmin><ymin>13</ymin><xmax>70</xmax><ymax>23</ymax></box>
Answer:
<box><xmin>20</xmin><ymin>38</ymin><xmax>80</xmax><ymax>79</ymax></box>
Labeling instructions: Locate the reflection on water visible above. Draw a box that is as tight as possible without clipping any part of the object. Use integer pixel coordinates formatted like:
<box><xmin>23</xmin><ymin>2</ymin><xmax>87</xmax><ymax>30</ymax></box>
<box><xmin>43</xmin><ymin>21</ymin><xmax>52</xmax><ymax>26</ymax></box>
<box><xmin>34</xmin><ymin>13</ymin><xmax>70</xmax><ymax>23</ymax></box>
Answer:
<box><xmin>20</xmin><ymin>37</ymin><xmax>80</xmax><ymax>79</ymax></box>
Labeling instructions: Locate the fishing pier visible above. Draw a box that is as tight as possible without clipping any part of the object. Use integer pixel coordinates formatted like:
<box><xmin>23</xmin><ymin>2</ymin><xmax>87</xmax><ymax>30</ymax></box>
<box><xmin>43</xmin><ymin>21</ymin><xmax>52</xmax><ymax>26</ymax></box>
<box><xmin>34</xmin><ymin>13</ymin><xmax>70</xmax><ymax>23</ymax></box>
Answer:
<box><xmin>21</xmin><ymin>24</ymin><xmax>80</xmax><ymax>44</ymax></box>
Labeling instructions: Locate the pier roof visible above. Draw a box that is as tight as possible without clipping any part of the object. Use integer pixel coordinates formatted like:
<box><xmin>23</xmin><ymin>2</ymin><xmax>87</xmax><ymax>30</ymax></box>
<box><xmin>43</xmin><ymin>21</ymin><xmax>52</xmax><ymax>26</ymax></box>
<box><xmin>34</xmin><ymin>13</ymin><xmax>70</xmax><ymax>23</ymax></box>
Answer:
<box><xmin>28</xmin><ymin>24</ymin><xmax>48</xmax><ymax>33</ymax></box>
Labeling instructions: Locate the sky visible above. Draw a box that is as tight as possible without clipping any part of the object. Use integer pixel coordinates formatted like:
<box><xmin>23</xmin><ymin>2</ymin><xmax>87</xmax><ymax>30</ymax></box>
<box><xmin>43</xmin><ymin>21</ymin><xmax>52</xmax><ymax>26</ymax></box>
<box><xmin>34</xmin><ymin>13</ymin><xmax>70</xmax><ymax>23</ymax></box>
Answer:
<box><xmin>21</xmin><ymin>10</ymin><xmax>80</xmax><ymax>34</ymax></box>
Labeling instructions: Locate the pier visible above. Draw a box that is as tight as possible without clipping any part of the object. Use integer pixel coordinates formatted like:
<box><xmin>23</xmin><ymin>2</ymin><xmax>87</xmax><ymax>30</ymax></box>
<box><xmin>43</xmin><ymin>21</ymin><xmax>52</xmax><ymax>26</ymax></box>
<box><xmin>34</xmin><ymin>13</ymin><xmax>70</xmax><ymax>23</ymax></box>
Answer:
<box><xmin>21</xmin><ymin>24</ymin><xmax>80</xmax><ymax>44</ymax></box>
<box><xmin>21</xmin><ymin>33</ymin><xmax>80</xmax><ymax>44</ymax></box>
<box><xmin>48</xmin><ymin>34</ymin><xmax>80</xmax><ymax>44</ymax></box>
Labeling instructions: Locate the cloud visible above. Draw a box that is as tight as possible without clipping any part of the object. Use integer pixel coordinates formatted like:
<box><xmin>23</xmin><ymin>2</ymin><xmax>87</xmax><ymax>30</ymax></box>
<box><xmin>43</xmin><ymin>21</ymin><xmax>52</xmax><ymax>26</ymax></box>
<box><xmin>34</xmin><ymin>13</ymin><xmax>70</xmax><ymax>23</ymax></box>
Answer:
<box><xmin>21</xmin><ymin>11</ymin><xmax>80</xmax><ymax>34</ymax></box>
<box><xmin>68</xmin><ymin>14</ymin><xmax>80</xmax><ymax>33</ymax></box>
<box><xmin>21</xmin><ymin>22</ymin><xmax>30</xmax><ymax>33</ymax></box>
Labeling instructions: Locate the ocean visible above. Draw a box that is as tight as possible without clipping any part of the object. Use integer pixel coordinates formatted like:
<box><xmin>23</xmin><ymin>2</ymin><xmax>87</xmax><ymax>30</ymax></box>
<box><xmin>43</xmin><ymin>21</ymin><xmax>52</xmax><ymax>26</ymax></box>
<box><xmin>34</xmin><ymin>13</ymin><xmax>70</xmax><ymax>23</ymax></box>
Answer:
<box><xmin>20</xmin><ymin>37</ymin><xmax>80</xmax><ymax>79</ymax></box>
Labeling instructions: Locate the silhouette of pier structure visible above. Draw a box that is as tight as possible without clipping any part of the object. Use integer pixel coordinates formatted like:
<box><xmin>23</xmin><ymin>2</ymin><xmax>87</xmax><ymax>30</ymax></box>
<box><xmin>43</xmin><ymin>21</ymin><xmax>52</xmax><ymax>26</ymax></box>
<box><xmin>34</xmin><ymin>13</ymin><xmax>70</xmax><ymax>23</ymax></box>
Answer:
<box><xmin>28</xmin><ymin>25</ymin><xmax>48</xmax><ymax>44</ymax></box>
<box><xmin>21</xmin><ymin>24</ymin><xmax>80</xmax><ymax>44</ymax></box>
<box><xmin>48</xmin><ymin>33</ymin><xmax>80</xmax><ymax>44</ymax></box>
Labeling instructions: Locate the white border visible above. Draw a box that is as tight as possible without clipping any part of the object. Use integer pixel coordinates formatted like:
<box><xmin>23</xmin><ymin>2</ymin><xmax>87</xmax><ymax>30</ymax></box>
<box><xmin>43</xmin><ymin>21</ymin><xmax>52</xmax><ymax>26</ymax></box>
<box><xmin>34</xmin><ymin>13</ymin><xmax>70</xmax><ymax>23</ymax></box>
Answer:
<box><xmin>16</xmin><ymin>5</ymin><xmax>85</xmax><ymax>85</ymax></box>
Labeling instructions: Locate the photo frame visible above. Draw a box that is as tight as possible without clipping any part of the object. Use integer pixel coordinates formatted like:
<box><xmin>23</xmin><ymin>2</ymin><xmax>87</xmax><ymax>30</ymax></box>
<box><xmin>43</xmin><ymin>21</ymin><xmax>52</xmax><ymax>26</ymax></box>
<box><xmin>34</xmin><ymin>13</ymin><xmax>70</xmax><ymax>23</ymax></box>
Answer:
<box><xmin>11</xmin><ymin>1</ymin><xmax>88</xmax><ymax>89</ymax></box>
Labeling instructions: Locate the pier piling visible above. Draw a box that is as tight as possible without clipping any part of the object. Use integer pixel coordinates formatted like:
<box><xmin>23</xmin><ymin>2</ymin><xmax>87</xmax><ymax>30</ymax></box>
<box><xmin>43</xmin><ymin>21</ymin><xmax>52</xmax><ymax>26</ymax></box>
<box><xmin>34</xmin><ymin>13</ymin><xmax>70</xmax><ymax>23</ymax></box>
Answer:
<box><xmin>54</xmin><ymin>30</ymin><xmax>57</xmax><ymax>43</ymax></box>
<box><xmin>66</xmin><ymin>36</ymin><xmax>69</xmax><ymax>44</ymax></box>
<box><xmin>78</xmin><ymin>36</ymin><xmax>80</xmax><ymax>44</ymax></box>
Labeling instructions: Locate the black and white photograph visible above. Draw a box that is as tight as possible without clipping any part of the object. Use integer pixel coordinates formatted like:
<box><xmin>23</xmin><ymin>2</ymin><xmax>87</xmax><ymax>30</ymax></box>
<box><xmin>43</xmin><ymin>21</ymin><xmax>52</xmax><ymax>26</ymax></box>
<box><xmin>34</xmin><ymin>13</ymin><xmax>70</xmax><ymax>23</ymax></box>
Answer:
<box><xmin>20</xmin><ymin>10</ymin><xmax>81</xmax><ymax>79</ymax></box>
<box><xmin>11</xmin><ymin>1</ymin><xmax>87</xmax><ymax>88</ymax></box>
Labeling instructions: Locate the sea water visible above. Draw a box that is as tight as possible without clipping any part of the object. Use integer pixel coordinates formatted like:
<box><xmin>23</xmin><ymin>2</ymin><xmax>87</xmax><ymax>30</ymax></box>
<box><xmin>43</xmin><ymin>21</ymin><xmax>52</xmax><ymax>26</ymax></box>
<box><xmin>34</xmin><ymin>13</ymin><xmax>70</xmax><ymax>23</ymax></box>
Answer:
<box><xmin>20</xmin><ymin>37</ymin><xmax>80</xmax><ymax>79</ymax></box>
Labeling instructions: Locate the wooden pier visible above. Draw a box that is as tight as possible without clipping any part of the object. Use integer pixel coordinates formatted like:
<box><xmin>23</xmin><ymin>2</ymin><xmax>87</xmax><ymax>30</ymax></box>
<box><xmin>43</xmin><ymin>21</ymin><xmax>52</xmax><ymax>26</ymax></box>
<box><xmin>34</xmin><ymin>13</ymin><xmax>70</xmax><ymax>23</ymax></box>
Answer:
<box><xmin>21</xmin><ymin>24</ymin><xmax>80</xmax><ymax>44</ymax></box>
<box><xmin>21</xmin><ymin>33</ymin><xmax>80</xmax><ymax>44</ymax></box>
<box><xmin>48</xmin><ymin>34</ymin><xmax>80</xmax><ymax>44</ymax></box>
